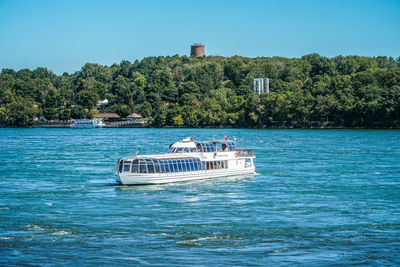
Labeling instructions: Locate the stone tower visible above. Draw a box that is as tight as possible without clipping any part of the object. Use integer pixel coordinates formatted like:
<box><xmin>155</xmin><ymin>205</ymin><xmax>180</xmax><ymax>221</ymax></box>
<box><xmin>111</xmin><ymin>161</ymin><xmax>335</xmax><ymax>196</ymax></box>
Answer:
<box><xmin>190</xmin><ymin>44</ymin><xmax>205</xmax><ymax>57</ymax></box>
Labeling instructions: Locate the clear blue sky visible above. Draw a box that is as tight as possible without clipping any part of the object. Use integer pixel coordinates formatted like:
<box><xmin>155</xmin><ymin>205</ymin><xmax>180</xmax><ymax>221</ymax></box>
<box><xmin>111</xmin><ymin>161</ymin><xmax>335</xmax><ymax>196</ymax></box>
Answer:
<box><xmin>0</xmin><ymin>0</ymin><xmax>399</xmax><ymax>74</ymax></box>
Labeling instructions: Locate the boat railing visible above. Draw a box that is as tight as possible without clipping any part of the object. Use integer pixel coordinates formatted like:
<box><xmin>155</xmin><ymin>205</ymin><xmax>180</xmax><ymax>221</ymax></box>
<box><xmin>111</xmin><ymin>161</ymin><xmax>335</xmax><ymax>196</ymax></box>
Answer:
<box><xmin>237</xmin><ymin>149</ymin><xmax>255</xmax><ymax>157</ymax></box>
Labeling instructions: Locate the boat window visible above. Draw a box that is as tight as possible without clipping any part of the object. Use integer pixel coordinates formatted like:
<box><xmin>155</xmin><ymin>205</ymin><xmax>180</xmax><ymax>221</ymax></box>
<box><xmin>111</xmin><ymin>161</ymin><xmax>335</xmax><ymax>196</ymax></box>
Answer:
<box><xmin>168</xmin><ymin>160</ymin><xmax>173</xmax><ymax>172</ymax></box>
<box><xmin>174</xmin><ymin>160</ymin><xmax>179</xmax><ymax>172</ymax></box>
<box><xmin>196</xmin><ymin>141</ymin><xmax>214</xmax><ymax>152</ymax></box>
<box><xmin>209</xmin><ymin>144</ymin><xmax>214</xmax><ymax>152</ymax></box>
<box><xmin>189</xmin><ymin>159</ymin><xmax>194</xmax><ymax>171</ymax></box>
<box><xmin>205</xmin><ymin>144</ymin><xmax>211</xmax><ymax>152</ymax></box>
<box><xmin>181</xmin><ymin>159</ymin><xmax>186</xmax><ymax>172</ymax></box>
<box><xmin>191</xmin><ymin>160</ymin><xmax>196</xmax><ymax>171</ymax></box>
<box><xmin>196</xmin><ymin>143</ymin><xmax>202</xmax><ymax>152</ymax></box>
<box><xmin>163</xmin><ymin>161</ymin><xmax>167</xmax><ymax>173</ymax></box>
<box><xmin>154</xmin><ymin>161</ymin><xmax>160</xmax><ymax>173</ymax></box>
<box><xmin>199</xmin><ymin>143</ymin><xmax>205</xmax><ymax>152</ymax></box>
<box><xmin>182</xmin><ymin>160</ymin><xmax>186</xmax><ymax>171</ymax></box>
<box><xmin>194</xmin><ymin>159</ymin><xmax>198</xmax><ymax>170</ymax></box>
<box><xmin>181</xmin><ymin>159</ymin><xmax>185</xmax><ymax>171</ymax></box>
<box><xmin>201</xmin><ymin>144</ymin><xmax>206</xmax><ymax>152</ymax></box>
<box><xmin>215</xmin><ymin>144</ymin><xmax>222</xmax><ymax>152</ymax></box>
<box><xmin>200</xmin><ymin>161</ymin><xmax>205</xmax><ymax>170</ymax></box>
<box><xmin>123</xmin><ymin>161</ymin><xmax>131</xmax><ymax>172</ymax></box>
<box><xmin>139</xmin><ymin>159</ymin><xmax>147</xmax><ymax>173</ymax></box>
<box><xmin>186</xmin><ymin>159</ymin><xmax>191</xmax><ymax>171</ymax></box>
<box><xmin>118</xmin><ymin>160</ymin><xmax>123</xmax><ymax>173</ymax></box>
<box><xmin>174</xmin><ymin>160</ymin><xmax>181</xmax><ymax>172</ymax></box>
<box><xmin>245</xmin><ymin>158</ymin><xmax>252</xmax><ymax>168</ymax></box>
<box><xmin>179</xmin><ymin>160</ymin><xmax>183</xmax><ymax>172</ymax></box>
<box><xmin>193</xmin><ymin>159</ymin><xmax>197</xmax><ymax>169</ymax></box>
<box><xmin>226</xmin><ymin>141</ymin><xmax>236</xmax><ymax>151</ymax></box>
<box><xmin>131</xmin><ymin>159</ymin><xmax>139</xmax><ymax>173</ymax></box>
<box><xmin>164</xmin><ymin>161</ymin><xmax>170</xmax><ymax>173</ymax></box>
<box><xmin>195</xmin><ymin>160</ymin><xmax>199</xmax><ymax>170</ymax></box>
<box><xmin>147</xmin><ymin>159</ymin><xmax>155</xmax><ymax>173</ymax></box>
<box><xmin>185</xmin><ymin>159</ymin><xmax>190</xmax><ymax>171</ymax></box>
<box><xmin>158</xmin><ymin>161</ymin><xmax>165</xmax><ymax>173</ymax></box>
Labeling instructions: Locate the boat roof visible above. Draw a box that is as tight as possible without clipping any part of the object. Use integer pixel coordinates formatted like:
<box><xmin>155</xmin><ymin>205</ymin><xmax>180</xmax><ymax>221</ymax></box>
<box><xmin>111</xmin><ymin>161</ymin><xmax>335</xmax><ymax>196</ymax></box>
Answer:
<box><xmin>124</xmin><ymin>153</ymin><xmax>199</xmax><ymax>161</ymax></box>
<box><xmin>170</xmin><ymin>141</ymin><xmax>197</xmax><ymax>148</ymax></box>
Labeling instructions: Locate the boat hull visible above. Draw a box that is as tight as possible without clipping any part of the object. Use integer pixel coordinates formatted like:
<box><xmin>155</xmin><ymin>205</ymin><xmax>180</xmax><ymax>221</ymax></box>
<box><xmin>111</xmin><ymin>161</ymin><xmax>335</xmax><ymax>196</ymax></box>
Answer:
<box><xmin>116</xmin><ymin>168</ymin><xmax>255</xmax><ymax>185</ymax></box>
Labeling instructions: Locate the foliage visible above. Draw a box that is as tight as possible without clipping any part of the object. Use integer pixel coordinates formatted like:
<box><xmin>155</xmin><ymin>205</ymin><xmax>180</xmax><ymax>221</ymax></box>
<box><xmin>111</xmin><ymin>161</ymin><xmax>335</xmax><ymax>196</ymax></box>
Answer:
<box><xmin>0</xmin><ymin>90</ymin><xmax>36</xmax><ymax>126</ymax></box>
<box><xmin>0</xmin><ymin>54</ymin><xmax>400</xmax><ymax>127</ymax></box>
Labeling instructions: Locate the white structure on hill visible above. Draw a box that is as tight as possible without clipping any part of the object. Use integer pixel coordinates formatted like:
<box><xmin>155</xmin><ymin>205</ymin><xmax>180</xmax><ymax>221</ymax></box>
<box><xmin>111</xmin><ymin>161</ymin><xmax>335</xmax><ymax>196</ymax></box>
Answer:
<box><xmin>253</xmin><ymin>78</ymin><xmax>269</xmax><ymax>95</ymax></box>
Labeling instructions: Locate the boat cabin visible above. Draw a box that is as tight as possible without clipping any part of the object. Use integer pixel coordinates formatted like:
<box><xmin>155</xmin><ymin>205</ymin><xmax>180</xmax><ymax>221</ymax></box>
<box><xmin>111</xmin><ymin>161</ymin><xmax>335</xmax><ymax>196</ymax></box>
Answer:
<box><xmin>117</xmin><ymin>156</ymin><xmax>233</xmax><ymax>174</ymax></box>
<box><xmin>168</xmin><ymin>139</ymin><xmax>237</xmax><ymax>153</ymax></box>
<box><xmin>118</xmin><ymin>157</ymin><xmax>205</xmax><ymax>174</ymax></box>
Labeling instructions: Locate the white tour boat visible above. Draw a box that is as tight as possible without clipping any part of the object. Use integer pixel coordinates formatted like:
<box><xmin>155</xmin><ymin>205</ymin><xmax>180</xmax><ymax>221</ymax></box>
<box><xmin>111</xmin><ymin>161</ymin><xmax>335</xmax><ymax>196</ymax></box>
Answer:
<box><xmin>70</xmin><ymin>119</ymin><xmax>105</xmax><ymax>128</ymax></box>
<box><xmin>115</xmin><ymin>136</ymin><xmax>255</xmax><ymax>185</ymax></box>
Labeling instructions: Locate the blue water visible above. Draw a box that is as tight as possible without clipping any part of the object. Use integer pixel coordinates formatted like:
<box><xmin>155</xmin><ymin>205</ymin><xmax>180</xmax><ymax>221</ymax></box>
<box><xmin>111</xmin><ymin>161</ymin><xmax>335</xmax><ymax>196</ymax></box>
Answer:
<box><xmin>1</xmin><ymin>128</ymin><xmax>399</xmax><ymax>265</ymax></box>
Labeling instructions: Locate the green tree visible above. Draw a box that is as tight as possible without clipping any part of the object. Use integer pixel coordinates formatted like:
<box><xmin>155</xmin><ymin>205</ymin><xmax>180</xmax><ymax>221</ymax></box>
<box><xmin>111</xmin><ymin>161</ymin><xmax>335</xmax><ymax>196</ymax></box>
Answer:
<box><xmin>76</xmin><ymin>90</ymin><xmax>99</xmax><ymax>109</ymax></box>
<box><xmin>2</xmin><ymin>91</ymin><xmax>37</xmax><ymax>126</ymax></box>
<box><xmin>71</xmin><ymin>105</ymin><xmax>85</xmax><ymax>119</ymax></box>
<box><xmin>173</xmin><ymin>114</ymin><xmax>184</xmax><ymax>126</ymax></box>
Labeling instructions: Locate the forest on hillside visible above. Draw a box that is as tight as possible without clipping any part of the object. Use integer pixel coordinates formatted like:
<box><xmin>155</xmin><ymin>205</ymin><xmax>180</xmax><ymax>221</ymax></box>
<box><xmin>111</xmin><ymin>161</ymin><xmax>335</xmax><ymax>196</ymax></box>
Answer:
<box><xmin>0</xmin><ymin>54</ymin><xmax>400</xmax><ymax>127</ymax></box>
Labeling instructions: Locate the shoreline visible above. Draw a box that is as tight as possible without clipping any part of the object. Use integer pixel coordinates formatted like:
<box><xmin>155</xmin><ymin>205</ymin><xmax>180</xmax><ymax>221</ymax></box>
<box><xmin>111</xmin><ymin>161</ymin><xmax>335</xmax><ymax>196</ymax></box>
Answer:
<box><xmin>1</xmin><ymin>125</ymin><xmax>400</xmax><ymax>130</ymax></box>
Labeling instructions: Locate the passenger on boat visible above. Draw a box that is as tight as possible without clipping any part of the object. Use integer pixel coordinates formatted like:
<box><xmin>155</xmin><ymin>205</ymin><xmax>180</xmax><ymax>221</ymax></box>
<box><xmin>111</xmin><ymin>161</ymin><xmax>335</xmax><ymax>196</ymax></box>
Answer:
<box><xmin>222</xmin><ymin>144</ymin><xmax>228</xmax><ymax>152</ymax></box>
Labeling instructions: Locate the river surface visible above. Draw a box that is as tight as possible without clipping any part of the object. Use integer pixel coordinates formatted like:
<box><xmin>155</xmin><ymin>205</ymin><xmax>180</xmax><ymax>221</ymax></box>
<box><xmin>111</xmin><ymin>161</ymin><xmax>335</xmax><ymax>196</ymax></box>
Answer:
<box><xmin>0</xmin><ymin>128</ymin><xmax>399</xmax><ymax>265</ymax></box>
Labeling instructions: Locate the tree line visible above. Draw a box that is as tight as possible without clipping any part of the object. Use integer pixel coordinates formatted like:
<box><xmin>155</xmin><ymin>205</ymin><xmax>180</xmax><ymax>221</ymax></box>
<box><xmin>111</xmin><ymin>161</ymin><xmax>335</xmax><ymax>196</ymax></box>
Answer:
<box><xmin>0</xmin><ymin>54</ymin><xmax>399</xmax><ymax>127</ymax></box>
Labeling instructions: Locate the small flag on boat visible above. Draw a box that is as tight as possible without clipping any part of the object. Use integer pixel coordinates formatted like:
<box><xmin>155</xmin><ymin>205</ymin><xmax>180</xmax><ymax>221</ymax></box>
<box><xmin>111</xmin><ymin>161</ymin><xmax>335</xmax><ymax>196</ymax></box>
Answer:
<box><xmin>224</xmin><ymin>135</ymin><xmax>228</xmax><ymax>141</ymax></box>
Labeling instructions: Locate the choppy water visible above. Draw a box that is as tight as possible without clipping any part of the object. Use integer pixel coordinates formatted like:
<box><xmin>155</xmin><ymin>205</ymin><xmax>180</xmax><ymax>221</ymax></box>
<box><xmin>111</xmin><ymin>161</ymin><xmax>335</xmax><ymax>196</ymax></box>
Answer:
<box><xmin>0</xmin><ymin>128</ymin><xmax>399</xmax><ymax>265</ymax></box>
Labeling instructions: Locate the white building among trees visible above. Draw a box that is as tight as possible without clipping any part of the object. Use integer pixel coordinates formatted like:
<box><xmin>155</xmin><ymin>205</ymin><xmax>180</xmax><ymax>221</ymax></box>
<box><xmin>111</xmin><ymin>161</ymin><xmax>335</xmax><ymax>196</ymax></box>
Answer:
<box><xmin>253</xmin><ymin>78</ymin><xmax>269</xmax><ymax>95</ymax></box>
